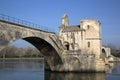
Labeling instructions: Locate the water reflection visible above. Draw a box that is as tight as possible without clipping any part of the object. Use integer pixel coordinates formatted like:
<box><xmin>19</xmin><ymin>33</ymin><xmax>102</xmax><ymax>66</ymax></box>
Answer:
<box><xmin>107</xmin><ymin>63</ymin><xmax>120</xmax><ymax>80</ymax></box>
<box><xmin>1</xmin><ymin>59</ymin><xmax>120</xmax><ymax>80</ymax></box>
<box><xmin>45</xmin><ymin>71</ymin><xmax>106</xmax><ymax>80</ymax></box>
<box><xmin>111</xmin><ymin>63</ymin><xmax>120</xmax><ymax>73</ymax></box>
<box><xmin>0</xmin><ymin>59</ymin><xmax>44</xmax><ymax>80</ymax></box>
<box><xmin>0</xmin><ymin>60</ymin><xmax>43</xmax><ymax>70</ymax></box>
<box><xmin>45</xmin><ymin>63</ymin><xmax>120</xmax><ymax>80</ymax></box>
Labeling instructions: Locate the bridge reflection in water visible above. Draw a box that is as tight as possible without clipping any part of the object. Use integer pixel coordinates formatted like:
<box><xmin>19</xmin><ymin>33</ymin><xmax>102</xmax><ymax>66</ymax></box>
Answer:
<box><xmin>45</xmin><ymin>63</ymin><xmax>120</xmax><ymax>80</ymax></box>
<box><xmin>45</xmin><ymin>71</ymin><xmax>106</xmax><ymax>80</ymax></box>
<box><xmin>1</xmin><ymin>59</ymin><xmax>120</xmax><ymax>80</ymax></box>
<box><xmin>0</xmin><ymin>59</ymin><xmax>106</xmax><ymax>80</ymax></box>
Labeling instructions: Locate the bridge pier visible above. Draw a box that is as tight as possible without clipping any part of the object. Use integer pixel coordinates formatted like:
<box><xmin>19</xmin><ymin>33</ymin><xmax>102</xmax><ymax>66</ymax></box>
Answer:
<box><xmin>47</xmin><ymin>60</ymin><xmax>105</xmax><ymax>72</ymax></box>
<box><xmin>46</xmin><ymin>53</ymin><xmax>105</xmax><ymax>72</ymax></box>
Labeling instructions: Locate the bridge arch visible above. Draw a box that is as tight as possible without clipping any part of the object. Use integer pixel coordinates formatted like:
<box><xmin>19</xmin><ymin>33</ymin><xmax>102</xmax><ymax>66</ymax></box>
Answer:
<box><xmin>22</xmin><ymin>36</ymin><xmax>63</xmax><ymax>66</ymax></box>
<box><xmin>102</xmin><ymin>48</ymin><xmax>107</xmax><ymax>59</ymax></box>
<box><xmin>101</xmin><ymin>47</ymin><xmax>111</xmax><ymax>59</ymax></box>
<box><xmin>0</xmin><ymin>20</ymin><xmax>63</xmax><ymax>70</ymax></box>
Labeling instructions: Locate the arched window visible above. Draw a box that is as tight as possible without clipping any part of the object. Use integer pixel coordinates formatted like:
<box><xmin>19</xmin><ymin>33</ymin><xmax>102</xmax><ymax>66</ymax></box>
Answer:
<box><xmin>74</xmin><ymin>43</ymin><xmax>79</xmax><ymax>50</ymax></box>
<box><xmin>64</xmin><ymin>42</ymin><xmax>69</xmax><ymax>50</ymax></box>
<box><xmin>65</xmin><ymin>44</ymin><xmax>69</xmax><ymax>50</ymax></box>
<box><xmin>88</xmin><ymin>42</ymin><xmax>90</xmax><ymax>48</ymax></box>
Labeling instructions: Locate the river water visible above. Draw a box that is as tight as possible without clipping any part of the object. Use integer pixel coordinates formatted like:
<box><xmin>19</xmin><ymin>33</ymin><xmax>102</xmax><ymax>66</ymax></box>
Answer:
<box><xmin>0</xmin><ymin>59</ymin><xmax>120</xmax><ymax>80</ymax></box>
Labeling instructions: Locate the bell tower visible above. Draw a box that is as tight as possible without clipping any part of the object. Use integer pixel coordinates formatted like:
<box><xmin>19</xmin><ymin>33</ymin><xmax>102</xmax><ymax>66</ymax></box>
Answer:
<box><xmin>62</xmin><ymin>14</ymin><xmax>69</xmax><ymax>26</ymax></box>
<box><xmin>59</xmin><ymin>14</ymin><xmax>69</xmax><ymax>36</ymax></box>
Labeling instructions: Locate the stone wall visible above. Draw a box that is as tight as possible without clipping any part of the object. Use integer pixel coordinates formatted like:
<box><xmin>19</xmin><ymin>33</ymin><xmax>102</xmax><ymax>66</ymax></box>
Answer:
<box><xmin>80</xmin><ymin>20</ymin><xmax>102</xmax><ymax>59</ymax></box>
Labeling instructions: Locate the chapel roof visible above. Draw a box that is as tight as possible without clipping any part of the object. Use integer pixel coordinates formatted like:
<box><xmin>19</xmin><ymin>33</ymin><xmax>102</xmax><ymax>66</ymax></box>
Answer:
<box><xmin>62</xmin><ymin>25</ymin><xmax>85</xmax><ymax>32</ymax></box>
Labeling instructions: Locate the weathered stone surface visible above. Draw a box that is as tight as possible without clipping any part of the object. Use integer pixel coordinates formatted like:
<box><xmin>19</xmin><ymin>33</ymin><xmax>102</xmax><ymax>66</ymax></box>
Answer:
<box><xmin>0</xmin><ymin>14</ymin><xmax>106</xmax><ymax>72</ymax></box>
<box><xmin>0</xmin><ymin>20</ymin><xmax>64</xmax><ymax>69</ymax></box>
<box><xmin>58</xmin><ymin>14</ymin><xmax>105</xmax><ymax>72</ymax></box>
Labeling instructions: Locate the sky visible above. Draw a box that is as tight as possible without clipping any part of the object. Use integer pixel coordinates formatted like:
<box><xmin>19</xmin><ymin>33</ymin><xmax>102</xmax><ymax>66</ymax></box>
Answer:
<box><xmin>0</xmin><ymin>0</ymin><xmax>120</xmax><ymax>48</ymax></box>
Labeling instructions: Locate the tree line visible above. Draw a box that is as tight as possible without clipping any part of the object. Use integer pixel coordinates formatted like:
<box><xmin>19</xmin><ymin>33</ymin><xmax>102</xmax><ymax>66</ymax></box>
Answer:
<box><xmin>0</xmin><ymin>44</ymin><xmax>120</xmax><ymax>58</ymax></box>
<box><xmin>0</xmin><ymin>46</ymin><xmax>43</xmax><ymax>58</ymax></box>
<box><xmin>106</xmin><ymin>44</ymin><xmax>120</xmax><ymax>58</ymax></box>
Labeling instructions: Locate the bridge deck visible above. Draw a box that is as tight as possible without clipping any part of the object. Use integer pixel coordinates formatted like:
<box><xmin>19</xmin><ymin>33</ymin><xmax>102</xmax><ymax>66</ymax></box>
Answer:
<box><xmin>0</xmin><ymin>14</ymin><xmax>54</xmax><ymax>33</ymax></box>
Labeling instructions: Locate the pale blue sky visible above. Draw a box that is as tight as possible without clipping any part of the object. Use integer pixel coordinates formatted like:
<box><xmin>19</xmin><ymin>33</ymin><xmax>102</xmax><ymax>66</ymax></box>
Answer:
<box><xmin>0</xmin><ymin>0</ymin><xmax>120</xmax><ymax>47</ymax></box>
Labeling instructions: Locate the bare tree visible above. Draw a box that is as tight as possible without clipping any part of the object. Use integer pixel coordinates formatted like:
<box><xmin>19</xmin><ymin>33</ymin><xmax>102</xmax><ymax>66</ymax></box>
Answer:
<box><xmin>0</xmin><ymin>46</ymin><xmax>43</xmax><ymax>58</ymax></box>
<box><xmin>106</xmin><ymin>43</ymin><xmax>120</xmax><ymax>57</ymax></box>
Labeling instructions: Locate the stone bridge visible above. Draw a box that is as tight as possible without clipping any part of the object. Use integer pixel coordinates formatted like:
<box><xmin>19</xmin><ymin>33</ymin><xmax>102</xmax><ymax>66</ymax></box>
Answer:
<box><xmin>0</xmin><ymin>19</ymin><xmax>65</xmax><ymax>71</ymax></box>
<box><xmin>0</xmin><ymin>14</ymin><xmax>106</xmax><ymax>72</ymax></box>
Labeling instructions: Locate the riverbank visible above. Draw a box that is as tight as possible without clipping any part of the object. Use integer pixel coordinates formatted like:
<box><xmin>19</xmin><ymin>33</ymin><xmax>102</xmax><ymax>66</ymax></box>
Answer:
<box><xmin>0</xmin><ymin>57</ymin><xmax>44</xmax><ymax>60</ymax></box>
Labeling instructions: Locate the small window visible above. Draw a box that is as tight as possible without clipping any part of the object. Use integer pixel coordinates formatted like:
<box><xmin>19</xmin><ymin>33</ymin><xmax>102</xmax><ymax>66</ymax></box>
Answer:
<box><xmin>65</xmin><ymin>44</ymin><xmax>69</xmax><ymax>50</ymax></box>
<box><xmin>87</xmin><ymin>25</ymin><xmax>90</xmax><ymax>29</ymax></box>
<box><xmin>88</xmin><ymin>42</ymin><xmax>90</xmax><ymax>48</ymax></box>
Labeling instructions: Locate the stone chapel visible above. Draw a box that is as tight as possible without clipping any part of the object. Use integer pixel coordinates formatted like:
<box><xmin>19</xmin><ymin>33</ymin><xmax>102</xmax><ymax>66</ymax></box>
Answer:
<box><xmin>59</xmin><ymin>14</ymin><xmax>102</xmax><ymax>59</ymax></box>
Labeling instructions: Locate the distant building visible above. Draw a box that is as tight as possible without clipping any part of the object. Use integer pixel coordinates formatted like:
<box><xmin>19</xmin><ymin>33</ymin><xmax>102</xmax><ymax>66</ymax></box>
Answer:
<box><xmin>59</xmin><ymin>14</ymin><xmax>102</xmax><ymax>59</ymax></box>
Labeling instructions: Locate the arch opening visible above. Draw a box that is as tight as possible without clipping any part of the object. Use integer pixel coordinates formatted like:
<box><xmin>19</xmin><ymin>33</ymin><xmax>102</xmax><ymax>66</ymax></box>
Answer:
<box><xmin>63</xmin><ymin>42</ymin><xmax>69</xmax><ymax>50</ymax></box>
<box><xmin>0</xmin><ymin>36</ymin><xmax>63</xmax><ymax>70</ymax></box>
<box><xmin>102</xmin><ymin>48</ymin><xmax>107</xmax><ymax>59</ymax></box>
<box><xmin>22</xmin><ymin>37</ymin><xmax>63</xmax><ymax>66</ymax></box>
